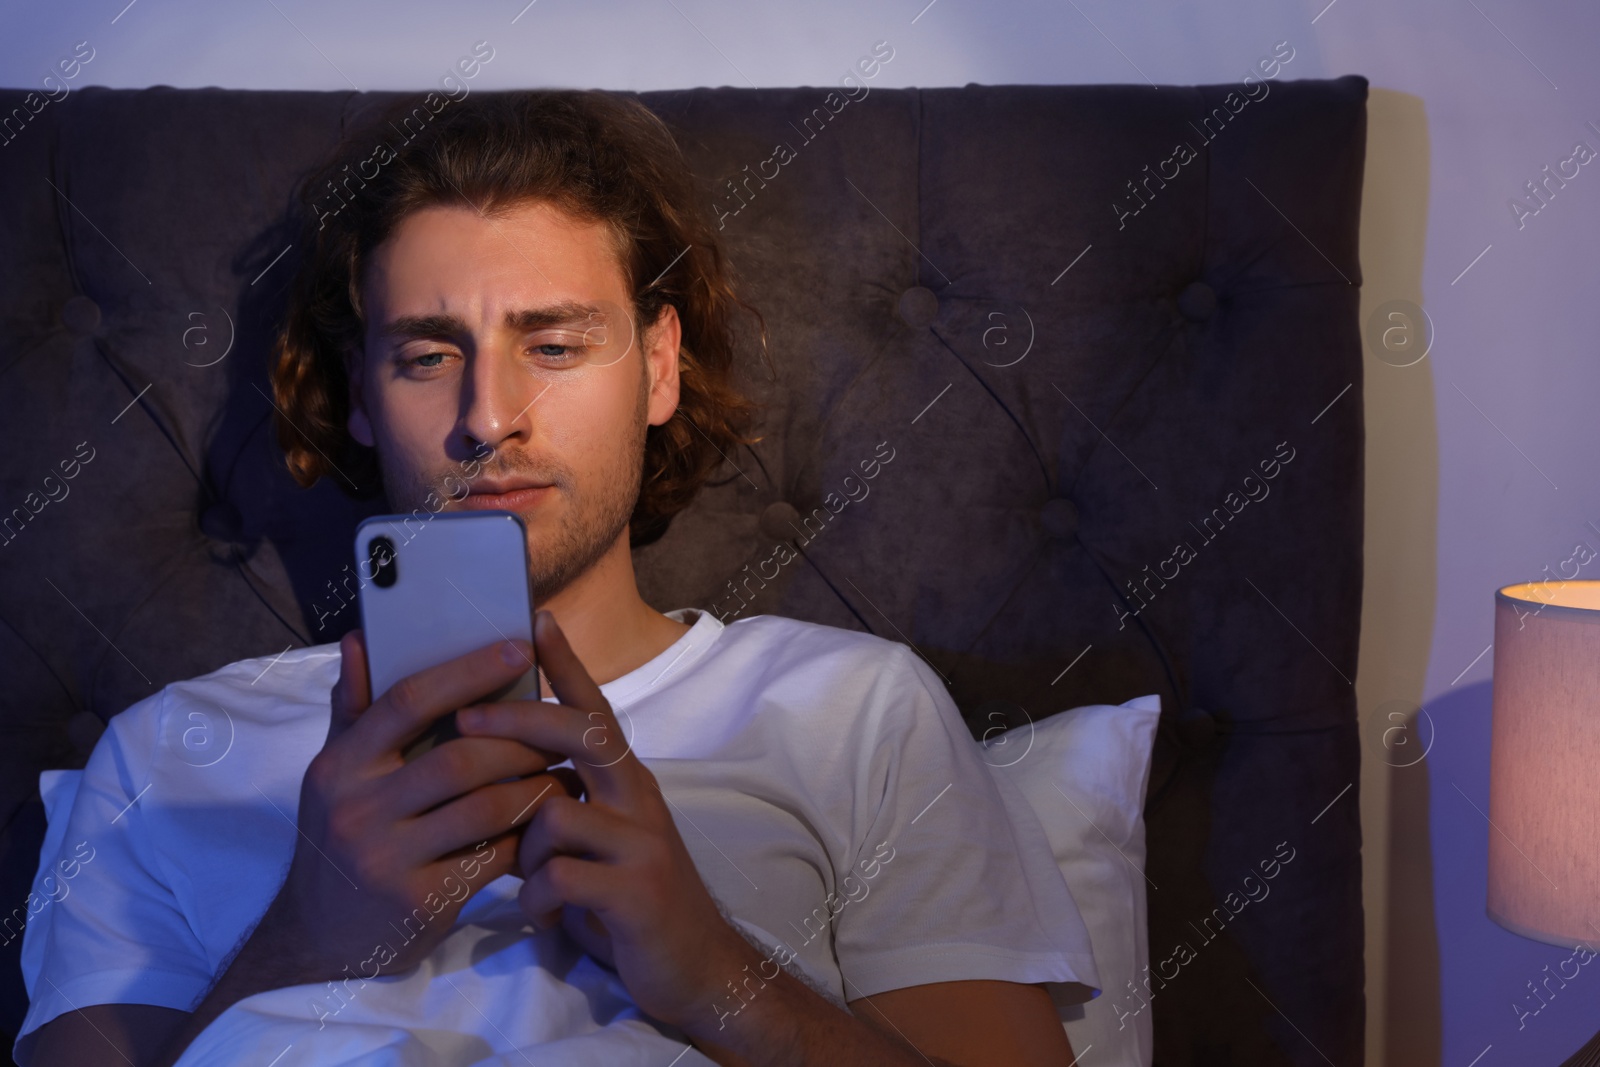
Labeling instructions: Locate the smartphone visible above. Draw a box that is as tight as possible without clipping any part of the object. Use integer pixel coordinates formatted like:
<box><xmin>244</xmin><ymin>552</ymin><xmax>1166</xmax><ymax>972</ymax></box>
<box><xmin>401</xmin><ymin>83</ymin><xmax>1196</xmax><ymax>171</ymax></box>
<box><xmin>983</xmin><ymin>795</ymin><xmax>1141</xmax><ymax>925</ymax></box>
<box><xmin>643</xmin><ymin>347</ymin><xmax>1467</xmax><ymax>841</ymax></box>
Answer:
<box><xmin>354</xmin><ymin>509</ymin><xmax>540</xmax><ymax>763</ymax></box>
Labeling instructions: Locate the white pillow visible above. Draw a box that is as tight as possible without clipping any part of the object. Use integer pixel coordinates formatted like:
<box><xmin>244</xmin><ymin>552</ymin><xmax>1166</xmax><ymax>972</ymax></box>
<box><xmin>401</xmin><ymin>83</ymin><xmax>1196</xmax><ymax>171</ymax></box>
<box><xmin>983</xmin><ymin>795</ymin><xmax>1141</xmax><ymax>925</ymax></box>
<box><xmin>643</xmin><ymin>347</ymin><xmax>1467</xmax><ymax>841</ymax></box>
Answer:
<box><xmin>981</xmin><ymin>694</ymin><xmax>1160</xmax><ymax>1067</ymax></box>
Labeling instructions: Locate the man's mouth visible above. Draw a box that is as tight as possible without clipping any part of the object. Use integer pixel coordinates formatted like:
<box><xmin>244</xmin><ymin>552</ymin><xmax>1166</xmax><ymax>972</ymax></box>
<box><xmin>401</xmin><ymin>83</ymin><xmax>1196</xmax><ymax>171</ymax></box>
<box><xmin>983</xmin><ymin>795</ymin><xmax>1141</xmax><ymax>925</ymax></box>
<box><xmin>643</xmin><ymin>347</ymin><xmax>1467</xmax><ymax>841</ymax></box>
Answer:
<box><xmin>459</xmin><ymin>478</ymin><xmax>556</xmax><ymax>510</ymax></box>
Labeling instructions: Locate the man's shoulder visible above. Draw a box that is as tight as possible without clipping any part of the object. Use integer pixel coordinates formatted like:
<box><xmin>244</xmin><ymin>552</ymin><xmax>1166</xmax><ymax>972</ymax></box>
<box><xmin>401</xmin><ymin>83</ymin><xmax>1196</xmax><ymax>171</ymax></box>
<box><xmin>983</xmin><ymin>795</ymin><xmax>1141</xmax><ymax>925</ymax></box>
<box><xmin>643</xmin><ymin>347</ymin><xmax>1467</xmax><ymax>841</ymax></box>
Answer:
<box><xmin>69</xmin><ymin>642</ymin><xmax>341</xmax><ymax>815</ymax></box>
<box><xmin>165</xmin><ymin>640</ymin><xmax>344</xmax><ymax>705</ymax></box>
<box><xmin>722</xmin><ymin>613</ymin><xmax>910</xmax><ymax>670</ymax></box>
<box><xmin>111</xmin><ymin>641</ymin><xmax>343</xmax><ymax>745</ymax></box>
<box><xmin>715</xmin><ymin>613</ymin><xmax>924</xmax><ymax>701</ymax></box>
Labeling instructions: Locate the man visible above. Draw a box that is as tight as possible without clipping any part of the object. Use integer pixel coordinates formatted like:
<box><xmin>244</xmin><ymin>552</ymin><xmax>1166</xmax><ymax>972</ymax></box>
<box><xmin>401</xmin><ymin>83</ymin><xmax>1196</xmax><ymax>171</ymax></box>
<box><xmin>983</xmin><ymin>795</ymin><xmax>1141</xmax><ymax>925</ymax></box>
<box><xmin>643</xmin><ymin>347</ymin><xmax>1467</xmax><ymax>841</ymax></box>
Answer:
<box><xmin>18</xmin><ymin>89</ymin><xmax>1097</xmax><ymax>1066</ymax></box>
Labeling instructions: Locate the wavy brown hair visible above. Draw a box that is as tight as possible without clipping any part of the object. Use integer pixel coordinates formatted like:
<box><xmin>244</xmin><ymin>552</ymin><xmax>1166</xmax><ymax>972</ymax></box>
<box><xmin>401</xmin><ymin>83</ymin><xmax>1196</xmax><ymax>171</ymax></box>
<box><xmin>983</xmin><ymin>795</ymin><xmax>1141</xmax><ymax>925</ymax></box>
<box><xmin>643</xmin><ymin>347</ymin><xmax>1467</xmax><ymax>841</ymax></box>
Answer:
<box><xmin>270</xmin><ymin>89</ymin><xmax>769</xmax><ymax>548</ymax></box>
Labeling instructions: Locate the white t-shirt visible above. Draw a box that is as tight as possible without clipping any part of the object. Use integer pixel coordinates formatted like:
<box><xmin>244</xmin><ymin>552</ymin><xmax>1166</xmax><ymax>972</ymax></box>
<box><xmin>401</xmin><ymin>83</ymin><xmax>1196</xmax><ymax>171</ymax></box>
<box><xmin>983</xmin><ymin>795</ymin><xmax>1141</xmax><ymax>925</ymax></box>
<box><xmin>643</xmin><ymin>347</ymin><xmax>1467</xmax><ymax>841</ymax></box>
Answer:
<box><xmin>16</xmin><ymin>608</ymin><xmax>1098</xmax><ymax>1066</ymax></box>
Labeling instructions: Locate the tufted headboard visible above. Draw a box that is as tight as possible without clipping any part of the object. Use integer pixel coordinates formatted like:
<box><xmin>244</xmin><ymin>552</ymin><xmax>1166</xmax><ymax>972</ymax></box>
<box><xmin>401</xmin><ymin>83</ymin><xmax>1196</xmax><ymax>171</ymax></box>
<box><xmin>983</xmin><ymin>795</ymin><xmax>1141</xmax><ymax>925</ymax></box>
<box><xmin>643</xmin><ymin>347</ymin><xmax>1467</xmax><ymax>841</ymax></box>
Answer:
<box><xmin>0</xmin><ymin>76</ymin><xmax>1368</xmax><ymax>1064</ymax></box>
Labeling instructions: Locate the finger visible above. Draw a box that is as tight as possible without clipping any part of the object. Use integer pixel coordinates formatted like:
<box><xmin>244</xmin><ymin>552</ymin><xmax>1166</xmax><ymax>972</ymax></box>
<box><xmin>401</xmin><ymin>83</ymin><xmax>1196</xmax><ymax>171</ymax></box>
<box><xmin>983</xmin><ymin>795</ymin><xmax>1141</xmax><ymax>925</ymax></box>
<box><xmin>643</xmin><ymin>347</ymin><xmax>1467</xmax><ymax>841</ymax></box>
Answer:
<box><xmin>561</xmin><ymin>905</ymin><xmax>615</xmax><ymax>968</ymax></box>
<box><xmin>497</xmin><ymin>612</ymin><xmax>638</xmax><ymax>803</ymax></box>
<box><xmin>346</xmin><ymin>639</ymin><xmax>535</xmax><ymax>765</ymax></box>
<box><xmin>328</xmin><ymin>629</ymin><xmax>371</xmax><ymax>745</ymax></box>
<box><xmin>522</xmin><ymin>883</ymin><xmax>562</xmax><ymax>933</ymax></box>
<box><xmin>518</xmin><ymin>853</ymin><xmax>610</xmax><ymax>925</ymax></box>
<box><xmin>532</xmin><ymin>611</ymin><xmax>614</xmax><ymax>733</ymax></box>
<box><xmin>515</xmin><ymin>793</ymin><xmax>629</xmax><ymax>879</ymax></box>
<box><xmin>548</xmin><ymin>766</ymin><xmax>586</xmax><ymax>803</ymax></box>
<box><xmin>456</xmin><ymin>704</ymin><xmax>569</xmax><ymax>770</ymax></box>
<box><xmin>424</xmin><ymin>830</ymin><xmax>521</xmax><ymax>894</ymax></box>
<box><xmin>409</xmin><ymin>772</ymin><xmax>577</xmax><ymax>863</ymax></box>
<box><xmin>384</xmin><ymin>735</ymin><xmax>562</xmax><ymax>818</ymax></box>
<box><xmin>456</xmin><ymin>697</ymin><xmax>637</xmax><ymax>809</ymax></box>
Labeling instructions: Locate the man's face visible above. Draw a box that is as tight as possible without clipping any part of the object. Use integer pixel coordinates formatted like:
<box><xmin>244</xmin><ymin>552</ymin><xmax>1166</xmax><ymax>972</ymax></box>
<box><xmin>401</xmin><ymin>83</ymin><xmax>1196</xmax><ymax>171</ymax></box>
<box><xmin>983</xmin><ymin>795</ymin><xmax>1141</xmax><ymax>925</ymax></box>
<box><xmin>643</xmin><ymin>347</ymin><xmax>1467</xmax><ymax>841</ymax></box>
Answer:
<box><xmin>346</xmin><ymin>199</ymin><xmax>681</xmax><ymax>604</ymax></box>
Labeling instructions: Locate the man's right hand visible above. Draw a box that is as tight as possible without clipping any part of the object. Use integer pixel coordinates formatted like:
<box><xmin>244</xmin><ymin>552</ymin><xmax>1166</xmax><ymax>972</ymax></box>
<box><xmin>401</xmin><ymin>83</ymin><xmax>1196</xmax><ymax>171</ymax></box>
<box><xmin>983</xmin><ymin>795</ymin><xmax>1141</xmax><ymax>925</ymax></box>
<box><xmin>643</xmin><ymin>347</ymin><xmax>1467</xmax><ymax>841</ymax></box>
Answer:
<box><xmin>256</xmin><ymin>629</ymin><xmax>578</xmax><ymax>984</ymax></box>
<box><xmin>137</xmin><ymin>631</ymin><xmax>574</xmax><ymax>1067</ymax></box>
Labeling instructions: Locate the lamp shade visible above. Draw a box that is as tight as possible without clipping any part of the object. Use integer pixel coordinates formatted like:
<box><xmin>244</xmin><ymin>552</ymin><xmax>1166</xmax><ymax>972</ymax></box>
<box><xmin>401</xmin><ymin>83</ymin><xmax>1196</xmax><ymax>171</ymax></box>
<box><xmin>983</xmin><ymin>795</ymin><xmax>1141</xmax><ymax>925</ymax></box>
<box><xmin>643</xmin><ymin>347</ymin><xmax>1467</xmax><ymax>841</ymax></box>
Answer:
<box><xmin>1487</xmin><ymin>580</ymin><xmax>1600</xmax><ymax>947</ymax></box>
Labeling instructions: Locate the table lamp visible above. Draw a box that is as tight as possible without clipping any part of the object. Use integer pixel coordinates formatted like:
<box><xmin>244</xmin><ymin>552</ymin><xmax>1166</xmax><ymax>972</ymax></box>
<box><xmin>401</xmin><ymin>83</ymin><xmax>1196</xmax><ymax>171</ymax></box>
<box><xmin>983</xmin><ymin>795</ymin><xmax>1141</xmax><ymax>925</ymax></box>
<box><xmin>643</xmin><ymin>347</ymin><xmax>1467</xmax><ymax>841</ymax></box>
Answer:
<box><xmin>1488</xmin><ymin>580</ymin><xmax>1600</xmax><ymax>1066</ymax></box>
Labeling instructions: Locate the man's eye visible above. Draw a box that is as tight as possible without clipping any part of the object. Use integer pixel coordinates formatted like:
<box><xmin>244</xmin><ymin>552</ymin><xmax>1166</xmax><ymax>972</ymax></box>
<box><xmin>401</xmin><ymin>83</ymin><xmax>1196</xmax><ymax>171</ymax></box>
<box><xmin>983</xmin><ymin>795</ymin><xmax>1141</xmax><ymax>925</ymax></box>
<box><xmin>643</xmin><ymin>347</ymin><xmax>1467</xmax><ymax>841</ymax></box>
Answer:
<box><xmin>531</xmin><ymin>341</ymin><xmax>586</xmax><ymax>365</ymax></box>
<box><xmin>399</xmin><ymin>350</ymin><xmax>453</xmax><ymax>371</ymax></box>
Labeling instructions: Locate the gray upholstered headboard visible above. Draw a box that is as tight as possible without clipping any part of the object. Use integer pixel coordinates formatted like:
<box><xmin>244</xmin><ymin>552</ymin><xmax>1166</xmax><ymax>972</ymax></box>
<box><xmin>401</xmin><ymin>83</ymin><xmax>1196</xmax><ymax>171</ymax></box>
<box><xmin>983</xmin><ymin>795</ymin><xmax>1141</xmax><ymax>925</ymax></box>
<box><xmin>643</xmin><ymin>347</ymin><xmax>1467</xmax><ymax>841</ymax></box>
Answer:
<box><xmin>0</xmin><ymin>76</ymin><xmax>1368</xmax><ymax>1064</ymax></box>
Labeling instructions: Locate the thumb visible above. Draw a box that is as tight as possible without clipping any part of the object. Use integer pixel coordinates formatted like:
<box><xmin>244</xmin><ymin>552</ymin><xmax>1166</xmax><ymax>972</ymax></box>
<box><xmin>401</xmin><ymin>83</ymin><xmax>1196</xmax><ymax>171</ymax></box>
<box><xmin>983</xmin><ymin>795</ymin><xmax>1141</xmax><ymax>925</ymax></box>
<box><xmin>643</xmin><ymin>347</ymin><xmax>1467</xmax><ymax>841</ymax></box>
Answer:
<box><xmin>561</xmin><ymin>904</ymin><xmax>615</xmax><ymax>969</ymax></box>
<box><xmin>329</xmin><ymin>628</ymin><xmax>371</xmax><ymax>744</ymax></box>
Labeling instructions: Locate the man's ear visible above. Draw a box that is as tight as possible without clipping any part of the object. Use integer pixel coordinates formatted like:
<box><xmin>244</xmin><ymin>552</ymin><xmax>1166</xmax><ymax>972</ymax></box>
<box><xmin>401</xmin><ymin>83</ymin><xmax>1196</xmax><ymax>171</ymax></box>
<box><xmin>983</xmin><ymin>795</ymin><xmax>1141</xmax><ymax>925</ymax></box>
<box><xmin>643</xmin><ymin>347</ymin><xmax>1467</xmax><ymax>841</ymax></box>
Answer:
<box><xmin>643</xmin><ymin>304</ymin><xmax>682</xmax><ymax>429</ymax></box>
<box><xmin>344</xmin><ymin>344</ymin><xmax>376</xmax><ymax>448</ymax></box>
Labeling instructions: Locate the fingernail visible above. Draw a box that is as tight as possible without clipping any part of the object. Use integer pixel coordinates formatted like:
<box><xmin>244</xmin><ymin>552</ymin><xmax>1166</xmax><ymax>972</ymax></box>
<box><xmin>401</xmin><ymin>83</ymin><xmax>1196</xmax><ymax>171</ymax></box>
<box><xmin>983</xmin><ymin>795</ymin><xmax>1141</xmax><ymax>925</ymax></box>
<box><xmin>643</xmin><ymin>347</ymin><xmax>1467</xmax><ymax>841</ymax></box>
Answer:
<box><xmin>501</xmin><ymin>641</ymin><xmax>522</xmax><ymax>667</ymax></box>
<box><xmin>459</xmin><ymin>707</ymin><xmax>483</xmax><ymax>729</ymax></box>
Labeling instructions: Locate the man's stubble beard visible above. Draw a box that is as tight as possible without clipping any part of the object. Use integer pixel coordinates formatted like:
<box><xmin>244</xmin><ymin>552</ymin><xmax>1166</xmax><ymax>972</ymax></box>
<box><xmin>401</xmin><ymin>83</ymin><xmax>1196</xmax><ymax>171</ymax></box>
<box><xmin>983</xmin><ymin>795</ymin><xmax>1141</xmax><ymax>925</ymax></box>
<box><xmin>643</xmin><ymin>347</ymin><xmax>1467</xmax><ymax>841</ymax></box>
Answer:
<box><xmin>520</xmin><ymin>368</ymin><xmax>650</xmax><ymax>605</ymax></box>
<box><xmin>381</xmin><ymin>361</ymin><xmax>652</xmax><ymax>607</ymax></box>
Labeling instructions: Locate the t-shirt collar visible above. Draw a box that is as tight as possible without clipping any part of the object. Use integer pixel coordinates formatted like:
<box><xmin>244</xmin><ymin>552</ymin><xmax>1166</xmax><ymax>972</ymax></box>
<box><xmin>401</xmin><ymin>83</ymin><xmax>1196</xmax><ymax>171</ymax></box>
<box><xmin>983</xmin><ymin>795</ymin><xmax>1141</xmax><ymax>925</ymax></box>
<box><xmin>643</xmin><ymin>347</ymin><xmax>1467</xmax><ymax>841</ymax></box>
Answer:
<box><xmin>584</xmin><ymin>607</ymin><xmax>725</xmax><ymax>710</ymax></box>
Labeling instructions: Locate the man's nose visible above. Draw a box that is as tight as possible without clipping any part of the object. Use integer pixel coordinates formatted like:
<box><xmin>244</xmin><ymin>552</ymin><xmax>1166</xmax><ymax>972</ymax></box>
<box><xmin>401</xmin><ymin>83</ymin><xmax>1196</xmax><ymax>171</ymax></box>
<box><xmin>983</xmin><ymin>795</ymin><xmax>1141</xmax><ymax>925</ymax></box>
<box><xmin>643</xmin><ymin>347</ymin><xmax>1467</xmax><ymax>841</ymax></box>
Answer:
<box><xmin>459</xmin><ymin>345</ymin><xmax>543</xmax><ymax>453</ymax></box>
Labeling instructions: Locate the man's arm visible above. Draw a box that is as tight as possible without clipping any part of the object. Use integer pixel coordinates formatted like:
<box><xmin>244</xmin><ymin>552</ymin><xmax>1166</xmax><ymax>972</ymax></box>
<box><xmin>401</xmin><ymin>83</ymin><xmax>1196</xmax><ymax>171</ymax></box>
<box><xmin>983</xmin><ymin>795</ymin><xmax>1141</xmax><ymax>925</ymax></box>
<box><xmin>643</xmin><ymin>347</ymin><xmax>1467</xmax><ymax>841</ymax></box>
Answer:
<box><xmin>31</xmin><ymin>632</ymin><xmax>573</xmax><ymax>1067</ymax></box>
<box><xmin>31</xmin><ymin>894</ymin><xmax>331</xmax><ymax>1067</ymax></box>
<box><xmin>29</xmin><ymin>1004</ymin><xmax>189</xmax><ymax>1067</ymax></box>
<box><xmin>848</xmin><ymin>980</ymin><xmax>1076</xmax><ymax>1067</ymax></box>
<box><xmin>144</xmin><ymin>903</ymin><xmax>323</xmax><ymax>1067</ymax></box>
<box><xmin>462</xmin><ymin>616</ymin><xmax>1082</xmax><ymax>1066</ymax></box>
<box><xmin>673</xmin><ymin>931</ymin><xmax>1074</xmax><ymax>1067</ymax></box>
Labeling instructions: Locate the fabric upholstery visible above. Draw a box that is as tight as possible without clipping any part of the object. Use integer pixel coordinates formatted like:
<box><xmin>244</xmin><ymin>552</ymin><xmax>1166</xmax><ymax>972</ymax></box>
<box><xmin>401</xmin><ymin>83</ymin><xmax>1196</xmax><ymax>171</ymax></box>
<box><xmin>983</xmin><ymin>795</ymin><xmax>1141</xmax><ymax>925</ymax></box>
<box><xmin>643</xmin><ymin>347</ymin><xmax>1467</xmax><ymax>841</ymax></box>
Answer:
<box><xmin>0</xmin><ymin>76</ymin><xmax>1369</xmax><ymax>1064</ymax></box>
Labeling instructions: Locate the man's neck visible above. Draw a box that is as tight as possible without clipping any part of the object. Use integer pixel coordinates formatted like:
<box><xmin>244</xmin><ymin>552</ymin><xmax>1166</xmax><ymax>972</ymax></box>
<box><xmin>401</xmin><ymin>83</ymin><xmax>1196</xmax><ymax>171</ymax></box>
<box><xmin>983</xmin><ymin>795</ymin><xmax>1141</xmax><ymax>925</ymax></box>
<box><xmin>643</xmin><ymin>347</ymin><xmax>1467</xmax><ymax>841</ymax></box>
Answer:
<box><xmin>534</xmin><ymin>537</ymin><xmax>693</xmax><ymax>697</ymax></box>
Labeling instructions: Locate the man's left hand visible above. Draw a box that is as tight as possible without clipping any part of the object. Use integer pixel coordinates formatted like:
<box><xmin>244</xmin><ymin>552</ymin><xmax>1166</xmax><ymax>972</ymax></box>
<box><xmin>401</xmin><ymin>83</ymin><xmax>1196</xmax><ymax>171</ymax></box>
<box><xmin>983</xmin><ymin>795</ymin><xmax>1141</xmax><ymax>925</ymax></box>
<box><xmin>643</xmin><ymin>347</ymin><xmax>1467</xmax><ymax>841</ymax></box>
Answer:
<box><xmin>453</xmin><ymin>609</ymin><xmax>749</xmax><ymax>1031</ymax></box>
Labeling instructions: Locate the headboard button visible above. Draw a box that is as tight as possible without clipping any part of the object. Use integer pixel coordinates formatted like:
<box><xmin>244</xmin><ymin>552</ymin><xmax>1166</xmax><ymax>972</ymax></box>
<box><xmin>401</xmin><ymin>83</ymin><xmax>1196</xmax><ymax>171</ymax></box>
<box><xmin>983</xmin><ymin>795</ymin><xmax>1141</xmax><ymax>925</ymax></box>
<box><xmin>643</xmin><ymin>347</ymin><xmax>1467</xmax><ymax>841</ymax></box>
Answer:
<box><xmin>1177</xmin><ymin>281</ymin><xmax>1217</xmax><ymax>322</ymax></box>
<box><xmin>67</xmin><ymin>710</ymin><xmax>105</xmax><ymax>753</ymax></box>
<box><xmin>759</xmin><ymin>500</ymin><xmax>801</xmax><ymax>541</ymax></box>
<box><xmin>1041</xmin><ymin>496</ymin><xmax>1079</xmax><ymax>539</ymax></box>
<box><xmin>1176</xmin><ymin>705</ymin><xmax>1219</xmax><ymax>748</ymax></box>
<box><xmin>199</xmin><ymin>499</ymin><xmax>244</xmax><ymax>542</ymax></box>
<box><xmin>60</xmin><ymin>294</ymin><xmax>102</xmax><ymax>337</ymax></box>
<box><xmin>897</xmin><ymin>286</ymin><xmax>939</xmax><ymax>329</ymax></box>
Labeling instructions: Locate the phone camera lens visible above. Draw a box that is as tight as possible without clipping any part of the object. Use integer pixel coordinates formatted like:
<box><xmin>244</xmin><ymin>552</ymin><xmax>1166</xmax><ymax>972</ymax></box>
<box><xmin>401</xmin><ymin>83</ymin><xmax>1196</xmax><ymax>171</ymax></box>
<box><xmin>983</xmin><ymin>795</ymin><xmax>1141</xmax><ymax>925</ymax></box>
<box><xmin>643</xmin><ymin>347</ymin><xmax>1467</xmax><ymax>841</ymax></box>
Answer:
<box><xmin>368</xmin><ymin>535</ymin><xmax>398</xmax><ymax>588</ymax></box>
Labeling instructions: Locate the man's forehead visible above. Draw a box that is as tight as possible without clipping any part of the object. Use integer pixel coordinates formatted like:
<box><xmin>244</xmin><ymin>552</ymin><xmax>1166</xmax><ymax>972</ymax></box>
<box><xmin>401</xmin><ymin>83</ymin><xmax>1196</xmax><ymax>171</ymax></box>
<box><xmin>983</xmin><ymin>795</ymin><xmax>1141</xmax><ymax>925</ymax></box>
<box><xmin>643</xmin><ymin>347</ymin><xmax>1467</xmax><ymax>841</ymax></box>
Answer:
<box><xmin>362</xmin><ymin>201</ymin><xmax>629</xmax><ymax>327</ymax></box>
<box><xmin>378</xmin><ymin>301</ymin><xmax>616</xmax><ymax>341</ymax></box>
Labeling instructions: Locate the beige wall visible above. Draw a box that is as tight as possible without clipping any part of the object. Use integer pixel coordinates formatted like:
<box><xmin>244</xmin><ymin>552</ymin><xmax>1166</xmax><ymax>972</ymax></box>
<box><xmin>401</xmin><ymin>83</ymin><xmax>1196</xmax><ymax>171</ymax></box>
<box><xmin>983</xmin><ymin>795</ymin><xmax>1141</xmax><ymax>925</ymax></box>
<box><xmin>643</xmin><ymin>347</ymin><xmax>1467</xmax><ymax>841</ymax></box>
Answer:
<box><xmin>1354</xmin><ymin>88</ymin><xmax>1441</xmax><ymax>1066</ymax></box>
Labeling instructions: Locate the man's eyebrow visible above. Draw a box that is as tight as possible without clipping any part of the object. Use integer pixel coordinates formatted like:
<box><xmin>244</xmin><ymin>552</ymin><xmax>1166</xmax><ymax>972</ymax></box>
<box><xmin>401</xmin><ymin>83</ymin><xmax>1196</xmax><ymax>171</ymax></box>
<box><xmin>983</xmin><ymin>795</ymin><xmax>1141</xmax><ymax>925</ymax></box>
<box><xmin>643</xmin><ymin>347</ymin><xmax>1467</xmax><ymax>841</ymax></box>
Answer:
<box><xmin>378</xmin><ymin>301</ymin><xmax>609</xmax><ymax>342</ymax></box>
